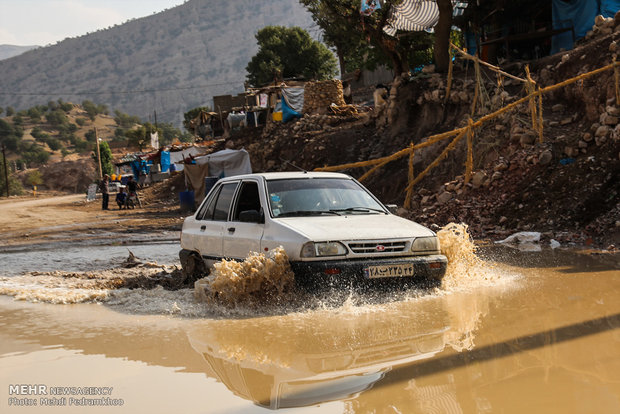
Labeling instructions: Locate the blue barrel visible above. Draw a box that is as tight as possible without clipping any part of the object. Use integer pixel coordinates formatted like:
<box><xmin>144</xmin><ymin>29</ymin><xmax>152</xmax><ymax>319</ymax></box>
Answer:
<box><xmin>204</xmin><ymin>177</ymin><xmax>219</xmax><ymax>197</ymax></box>
<box><xmin>179</xmin><ymin>191</ymin><xmax>195</xmax><ymax>212</ymax></box>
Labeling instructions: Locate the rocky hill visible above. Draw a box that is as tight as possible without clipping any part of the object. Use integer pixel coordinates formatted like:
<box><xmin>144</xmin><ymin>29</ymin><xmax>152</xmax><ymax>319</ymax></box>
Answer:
<box><xmin>0</xmin><ymin>0</ymin><xmax>314</xmax><ymax>126</ymax></box>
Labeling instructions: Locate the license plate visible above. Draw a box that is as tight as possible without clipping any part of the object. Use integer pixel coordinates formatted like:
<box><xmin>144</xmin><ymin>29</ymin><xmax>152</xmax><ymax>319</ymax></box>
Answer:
<box><xmin>364</xmin><ymin>263</ymin><xmax>415</xmax><ymax>279</ymax></box>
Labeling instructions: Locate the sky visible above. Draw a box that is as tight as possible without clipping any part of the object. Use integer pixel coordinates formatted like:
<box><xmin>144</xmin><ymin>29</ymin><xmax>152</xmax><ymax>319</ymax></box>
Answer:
<box><xmin>0</xmin><ymin>0</ymin><xmax>186</xmax><ymax>46</ymax></box>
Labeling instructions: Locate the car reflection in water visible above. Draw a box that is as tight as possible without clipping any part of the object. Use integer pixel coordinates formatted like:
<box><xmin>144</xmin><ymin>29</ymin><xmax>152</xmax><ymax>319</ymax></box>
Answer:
<box><xmin>185</xmin><ymin>294</ymin><xmax>486</xmax><ymax>410</ymax></box>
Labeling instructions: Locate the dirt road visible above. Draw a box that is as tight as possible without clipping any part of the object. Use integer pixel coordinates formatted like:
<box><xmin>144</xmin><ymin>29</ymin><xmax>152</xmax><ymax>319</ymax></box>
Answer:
<box><xmin>0</xmin><ymin>193</ymin><xmax>184</xmax><ymax>247</ymax></box>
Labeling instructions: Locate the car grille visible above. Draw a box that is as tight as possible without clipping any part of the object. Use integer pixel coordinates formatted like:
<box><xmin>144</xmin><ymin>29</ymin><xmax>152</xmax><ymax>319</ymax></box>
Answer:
<box><xmin>347</xmin><ymin>240</ymin><xmax>407</xmax><ymax>254</ymax></box>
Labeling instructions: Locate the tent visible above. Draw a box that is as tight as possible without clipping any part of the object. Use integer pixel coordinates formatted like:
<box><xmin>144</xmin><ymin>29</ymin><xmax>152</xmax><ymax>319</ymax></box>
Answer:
<box><xmin>183</xmin><ymin>149</ymin><xmax>252</xmax><ymax>203</ymax></box>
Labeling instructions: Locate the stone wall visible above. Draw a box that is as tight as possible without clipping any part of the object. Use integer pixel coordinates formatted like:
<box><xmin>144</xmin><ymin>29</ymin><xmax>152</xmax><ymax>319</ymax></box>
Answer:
<box><xmin>303</xmin><ymin>80</ymin><xmax>346</xmax><ymax>114</ymax></box>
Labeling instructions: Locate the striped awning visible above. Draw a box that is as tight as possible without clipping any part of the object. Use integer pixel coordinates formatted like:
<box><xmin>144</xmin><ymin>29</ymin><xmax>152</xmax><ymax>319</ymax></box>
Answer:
<box><xmin>383</xmin><ymin>0</ymin><xmax>468</xmax><ymax>37</ymax></box>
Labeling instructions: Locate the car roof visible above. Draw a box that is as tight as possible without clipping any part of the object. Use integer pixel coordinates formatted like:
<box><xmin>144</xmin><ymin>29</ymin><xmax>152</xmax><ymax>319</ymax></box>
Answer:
<box><xmin>217</xmin><ymin>171</ymin><xmax>353</xmax><ymax>182</ymax></box>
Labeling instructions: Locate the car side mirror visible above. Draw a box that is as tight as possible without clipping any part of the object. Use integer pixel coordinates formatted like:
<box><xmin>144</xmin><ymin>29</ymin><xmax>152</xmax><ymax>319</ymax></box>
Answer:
<box><xmin>385</xmin><ymin>204</ymin><xmax>398</xmax><ymax>214</ymax></box>
<box><xmin>239</xmin><ymin>209</ymin><xmax>263</xmax><ymax>223</ymax></box>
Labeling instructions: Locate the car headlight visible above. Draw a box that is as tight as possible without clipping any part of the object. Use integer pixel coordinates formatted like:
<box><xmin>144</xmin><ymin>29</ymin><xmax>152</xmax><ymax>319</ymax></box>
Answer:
<box><xmin>300</xmin><ymin>241</ymin><xmax>347</xmax><ymax>258</ymax></box>
<box><xmin>411</xmin><ymin>236</ymin><xmax>440</xmax><ymax>253</ymax></box>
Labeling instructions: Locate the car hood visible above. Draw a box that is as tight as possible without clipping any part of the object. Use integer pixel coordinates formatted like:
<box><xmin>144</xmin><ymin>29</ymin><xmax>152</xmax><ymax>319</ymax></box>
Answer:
<box><xmin>275</xmin><ymin>214</ymin><xmax>435</xmax><ymax>241</ymax></box>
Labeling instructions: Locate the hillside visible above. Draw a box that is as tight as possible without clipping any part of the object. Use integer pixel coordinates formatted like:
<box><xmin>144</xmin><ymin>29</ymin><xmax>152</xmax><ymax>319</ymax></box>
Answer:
<box><xmin>0</xmin><ymin>0</ymin><xmax>314</xmax><ymax>127</ymax></box>
<box><xmin>0</xmin><ymin>44</ymin><xmax>39</xmax><ymax>61</ymax></box>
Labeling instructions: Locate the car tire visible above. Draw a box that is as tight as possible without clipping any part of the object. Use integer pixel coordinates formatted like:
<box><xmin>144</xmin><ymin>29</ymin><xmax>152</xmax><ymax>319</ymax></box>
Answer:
<box><xmin>180</xmin><ymin>249</ymin><xmax>207</xmax><ymax>284</ymax></box>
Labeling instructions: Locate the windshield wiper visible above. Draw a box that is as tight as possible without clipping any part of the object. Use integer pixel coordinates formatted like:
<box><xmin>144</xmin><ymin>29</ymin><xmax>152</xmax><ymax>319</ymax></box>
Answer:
<box><xmin>277</xmin><ymin>210</ymin><xmax>342</xmax><ymax>217</ymax></box>
<box><xmin>330</xmin><ymin>207</ymin><xmax>386</xmax><ymax>214</ymax></box>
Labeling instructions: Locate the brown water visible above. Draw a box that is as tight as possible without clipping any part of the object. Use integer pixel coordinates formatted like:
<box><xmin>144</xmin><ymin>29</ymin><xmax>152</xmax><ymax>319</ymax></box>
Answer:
<box><xmin>1</xmin><ymin>232</ymin><xmax>619</xmax><ymax>413</ymax></box>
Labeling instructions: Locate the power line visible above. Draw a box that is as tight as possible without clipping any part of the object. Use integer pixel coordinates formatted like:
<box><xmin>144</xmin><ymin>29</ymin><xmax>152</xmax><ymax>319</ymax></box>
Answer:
<box><xmin>0</xmin><ymin>80</ymin><xmax>241</xmax><ymax>97</ymax></box>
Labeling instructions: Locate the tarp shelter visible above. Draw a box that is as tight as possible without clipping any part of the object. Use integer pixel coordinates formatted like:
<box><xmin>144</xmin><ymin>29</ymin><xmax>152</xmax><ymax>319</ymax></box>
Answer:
<box><xmin>281</xmin><ymin>87</ymin><xmax>304</xmax><ymax>123</ymax></box>
<box><xmin>194</xmin><ymin>149</ymin><xmax>252</xmax><ymax>178</ymax></box>
<box><xmin>183</xmin><ymin>149</ymin><xmax>252</xmax><ymax>204</ymax></box>
<box><xmin>552</xmin><ymin>0</ymin><xmax>620</xmax><ymax>53</ymax></box>
<box><xmin>183</xmin><ymin>163</ymin><xmax>210</xmax><ymax>204</ymax></box>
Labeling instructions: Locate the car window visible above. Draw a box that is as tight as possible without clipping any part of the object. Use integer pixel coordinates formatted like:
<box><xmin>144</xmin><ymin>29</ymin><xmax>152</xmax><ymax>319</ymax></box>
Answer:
<box><xmin>266</xmin><ymin>178</ymin><xmax>385</xmax><ymax>217</ymax></box>
<box><xmin>232</xmin><ymin>181</ymin><xmax>262</xmax><ymax>221</ymax></box>
<box><xmin>196</xmin><ymin>185</ymin><xmax>221</xmax><ymax>220</ymax></box>
<box><xmin>212</xmin><ymin>182</ymin><xmax>238</xmax><ymax>221</ymax></box>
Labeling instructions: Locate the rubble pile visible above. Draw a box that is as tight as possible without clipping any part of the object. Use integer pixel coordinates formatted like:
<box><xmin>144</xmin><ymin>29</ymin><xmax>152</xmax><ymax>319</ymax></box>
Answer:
<box><xmin>38</xmin><ymin>159</ymin><xmax>96</xmax><ymax>192</ymax></box>
<box><xmin>303</xmin><ymin>79</ymin><xmax>346</xmax><ymax>114</ymax></box>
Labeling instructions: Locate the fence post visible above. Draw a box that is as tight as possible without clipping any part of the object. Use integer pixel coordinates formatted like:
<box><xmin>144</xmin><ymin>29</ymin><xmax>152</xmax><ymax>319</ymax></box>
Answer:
<box><xmin>465</xmin><ymin>118</ymin><xmax>474</xmax><ymax>184</ymax></box>
<box><xmin>537</xmin><ymin>87</ymin><xmax>544</xmax><ymax>143</ymax></box>
<box><xmin>404</xmin><ymin>143</ymin><xmax>415</xmax><ymax>209</ymax></box>
<box><xmin>614</xmin><ymin>56</ymin><xmax>620</xmax><ymax>106</ymax></box>
<box><xmin>471</xmin><ymin>57</ymin><xmax>481</xmax><ymax>116</ymax></box>
<box><xmin>525</xmin><ymin>65</ymin><xmax>538</xmax><ymax>133</ymax></box>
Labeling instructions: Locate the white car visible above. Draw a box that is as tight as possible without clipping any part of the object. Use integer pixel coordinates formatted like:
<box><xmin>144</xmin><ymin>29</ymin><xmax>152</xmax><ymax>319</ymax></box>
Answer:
<box><xmin>179</xmin><ymin>172</ymin><xmax>447</xmax><ymax>288</ymax></box>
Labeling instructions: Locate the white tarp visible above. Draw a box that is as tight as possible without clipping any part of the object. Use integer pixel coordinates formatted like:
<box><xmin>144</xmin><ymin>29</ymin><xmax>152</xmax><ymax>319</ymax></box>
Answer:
<box><xmin>281</xmin><ymin>87</ymin><xmax>305</xmax><ymax>113</ymax></box>
<box><xmin>194</xmin><ymin>149</ymin><xmax>252</xmax><ymax>178</ymax></box>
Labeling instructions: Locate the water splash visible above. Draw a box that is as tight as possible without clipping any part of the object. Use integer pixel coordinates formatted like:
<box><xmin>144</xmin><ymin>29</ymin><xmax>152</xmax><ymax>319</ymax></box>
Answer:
<box><xmin>436</xmin><ymin>222</ymin><xmax>502</xmax><ymax>290</ymax></box>
<box><xmin>194</xmin><ymin>246</ymin><xmax>295</xmax><ymax>308</ymax></box>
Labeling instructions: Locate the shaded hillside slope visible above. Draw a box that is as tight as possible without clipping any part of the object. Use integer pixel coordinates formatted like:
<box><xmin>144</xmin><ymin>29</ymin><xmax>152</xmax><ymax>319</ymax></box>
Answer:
<box><xmin>0</xmin><ymin>0</ymin><xmax>314</xmax><ymax>126</ymax></box>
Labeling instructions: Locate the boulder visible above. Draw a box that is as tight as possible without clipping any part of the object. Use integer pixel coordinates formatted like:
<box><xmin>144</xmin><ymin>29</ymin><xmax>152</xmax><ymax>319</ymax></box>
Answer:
<box><xmin>472</xmin><ymin>171</ymin><xmax>487</xmax><ymax>189</ymax></box>
<box><xmin>539</xmin><ymin>150</ymin><xmax>553</xmax><ymax>165</ymax></box>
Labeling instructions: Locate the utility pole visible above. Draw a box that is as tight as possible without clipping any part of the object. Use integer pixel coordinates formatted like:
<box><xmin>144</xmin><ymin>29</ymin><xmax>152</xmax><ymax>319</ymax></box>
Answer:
<box><xmin>95</xmin><ymin>128</ymin><xmax>103</xmax><ymax>179</ymax></box>
<box><xmin>2</xmin><ymin>143</ymin><xmax>8</xmax><ymax>197</ymax></box>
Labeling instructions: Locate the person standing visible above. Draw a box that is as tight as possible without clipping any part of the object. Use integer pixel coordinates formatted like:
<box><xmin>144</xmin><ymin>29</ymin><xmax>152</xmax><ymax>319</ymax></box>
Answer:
<box><xmin>99</xmin><ymin>174</ymin><xmax>110</xmax><ymax>210</ymax></box>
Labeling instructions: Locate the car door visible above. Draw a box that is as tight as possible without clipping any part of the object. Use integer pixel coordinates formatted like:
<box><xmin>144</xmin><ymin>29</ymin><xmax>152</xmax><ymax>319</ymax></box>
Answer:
<box><xmin>192</xmin><ymin>181</ymin><xmax>239</xmax><ymax>260</ymax></box>
<box><xmin>223</xmin><ymin>179</ymin><xmax>265</xmax><ymax>260</ymax></box>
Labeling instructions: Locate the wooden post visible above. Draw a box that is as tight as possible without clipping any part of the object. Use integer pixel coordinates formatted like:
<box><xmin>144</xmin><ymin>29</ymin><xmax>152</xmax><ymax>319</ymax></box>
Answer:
<box><xmin>2</xmin><ymin>144</ymin><xmax>8</xmax><ymax>198</ymax></box>
<box><xmin>95</xmin><ymin>128</ymin><xmax>103</xmax><ymax>179</ymax></box>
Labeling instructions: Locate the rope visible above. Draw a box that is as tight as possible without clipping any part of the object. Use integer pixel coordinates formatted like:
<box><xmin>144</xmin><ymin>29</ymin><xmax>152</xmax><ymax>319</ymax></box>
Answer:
<box><xmin>314</xmin><ymin>59</ymin><xmax>620</xmax><ymax>196</ymax></box>
<box><xmin>449</xmin><ymin>42</ymin><xmax>528</xmax><ymax>83</ymax></box>
<box><xmin>407</xmin><ymin>129</ymin><xmax>467</xmax><ymax>189</ymax></box>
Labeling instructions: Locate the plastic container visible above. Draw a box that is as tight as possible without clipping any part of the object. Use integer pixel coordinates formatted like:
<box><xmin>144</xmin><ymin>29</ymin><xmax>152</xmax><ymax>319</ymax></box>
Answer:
<box><xmin>179</xmin><ymin>191</ymin><xmax>195</xmax><ymax>212</ymax></box>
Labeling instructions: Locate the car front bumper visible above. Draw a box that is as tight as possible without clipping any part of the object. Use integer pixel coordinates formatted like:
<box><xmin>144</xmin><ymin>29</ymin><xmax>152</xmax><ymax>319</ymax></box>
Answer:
<box><xmin>290</xmin><ymin>254</ymin><xmax>448</xmax><ymax>290</ymax></box>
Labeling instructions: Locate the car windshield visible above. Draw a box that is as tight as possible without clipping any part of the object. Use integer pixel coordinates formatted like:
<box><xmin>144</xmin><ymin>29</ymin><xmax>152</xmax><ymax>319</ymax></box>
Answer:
<box><xmin>266</xmin><ymin>178</ymin><xmax>386</xmax><ymax>218</ymax></box>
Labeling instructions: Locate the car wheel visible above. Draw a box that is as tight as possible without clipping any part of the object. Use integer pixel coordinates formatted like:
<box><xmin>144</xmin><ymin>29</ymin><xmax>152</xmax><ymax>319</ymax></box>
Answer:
<box><xmin>181</xmin><ymin>251</ymin><xmax>207</xmax><ymax>283</ymax></box>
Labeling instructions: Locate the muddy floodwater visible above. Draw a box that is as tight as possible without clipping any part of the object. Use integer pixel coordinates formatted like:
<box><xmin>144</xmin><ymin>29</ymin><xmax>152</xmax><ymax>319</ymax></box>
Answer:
<box><xmin>1</xmin><ymin>235</ymin><xmax>619</xmax><ymax>413</ymax></box>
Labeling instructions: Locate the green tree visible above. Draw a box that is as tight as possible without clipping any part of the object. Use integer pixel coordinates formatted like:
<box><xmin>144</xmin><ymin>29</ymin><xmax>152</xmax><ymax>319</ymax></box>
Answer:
<box><xmin>246</xmin><ymin>26</ymin><xmax>338</xmax><ymax>87</ymax></box>
<box><xmin>25</xmin><ymin>170</ymin><xmax>44</xmax><ymax>187</ymax></box>
<box><xmin>126</xmin><ymin>126</ymin><xmax>149</xmax><ymax>150</ymax></box>
<box><xmin>27</xmin><ymin>106</ymin><xmax>42</xmax><ymax>122</ymax></box>
<box><xmin>5</xmin><ymin>107</ymin><xmax>15</xmax><ymax>117</ymax></box>
<box><xmin>0</xmin><ymin>118</ymin><xmax>23</xmax><ymax>151</ymax></box>
<box><xmin>46</xmin><ymin>109</ymin><xmax>69</xmax><ymax>127</ymax></box>
<box><xmin>114</xmin><ymin>110</ymin><xmax>141</xmax><ymax>129</ymax></box>
<box><xmin>92</xmin><ymin>141</ymin><xmax>113</xmax><ymax>176</ymax></box>
<box><xmin>85</xmin><ymin>129</ymin><xmax>97</xmax><ymax>142</ymax></box>
<box><xmin>0</xmin><ymin>152</ymin><xmax>23</xmax><ymax>196</ymax></box>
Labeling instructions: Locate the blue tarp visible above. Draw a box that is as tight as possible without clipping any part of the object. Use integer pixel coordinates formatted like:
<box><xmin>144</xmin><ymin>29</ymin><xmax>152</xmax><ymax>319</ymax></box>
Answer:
<box><xmin>160</xmin><ymin>151</ymin><xmax>171</xmax><ymax>173</ymax></box>
<box><xmin>131</xmin><ymin>160</ymin><xmax>150</xmax><ymax>179</ymax></box>
<box><xmin>601</xmin><ymin>0</ymin><xmax>620</xmax><ymax>17</ymax></box>
<box><xmin>552</xmin><ymin>0</ymin><xmax>620</xmax><ymax>54</ymax></box>
<box><xmin>281</xmin><ymin>97</ymin><xmax>302</xmax><ymax>123</ymax></box>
